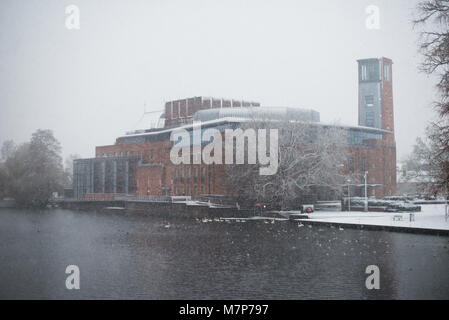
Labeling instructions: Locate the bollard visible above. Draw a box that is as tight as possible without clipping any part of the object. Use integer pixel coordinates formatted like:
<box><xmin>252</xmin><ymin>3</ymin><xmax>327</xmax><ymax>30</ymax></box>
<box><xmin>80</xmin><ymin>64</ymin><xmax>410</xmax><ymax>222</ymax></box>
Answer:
<box><xmin>409</xmin><ymin>213</ymin><xmax>415</xmax><ymax>222</ymax></box>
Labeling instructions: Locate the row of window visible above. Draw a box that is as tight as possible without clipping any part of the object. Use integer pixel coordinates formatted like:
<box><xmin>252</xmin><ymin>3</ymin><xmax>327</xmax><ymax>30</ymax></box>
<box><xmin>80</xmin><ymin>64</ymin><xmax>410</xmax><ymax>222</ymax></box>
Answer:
<box><xmin>173</xmin><ymin>166</ymin><xmax>206</xmax><ymax>184</ymax></box>
<box><xmin>101</xmin><ymin>151</ymin><xmax>134</xmax><ymax>158</ymax></box>
<box><xmin>174</xmin><ymin>184</ymin><xmax>206</xmax><ymax>197</ymax></box>
<box><xmin>348</xmin><ymin>157</ymin><xmax>379</xmax><ymax>173</ymax></box>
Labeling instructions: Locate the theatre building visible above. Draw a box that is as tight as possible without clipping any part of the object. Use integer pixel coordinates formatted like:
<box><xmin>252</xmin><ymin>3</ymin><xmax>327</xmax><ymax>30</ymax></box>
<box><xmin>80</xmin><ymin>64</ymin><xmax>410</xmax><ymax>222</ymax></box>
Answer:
<box><xmin>73</xmin><ymin>57</ymin><xmax>397</xmax><ymax>201</ymax></box>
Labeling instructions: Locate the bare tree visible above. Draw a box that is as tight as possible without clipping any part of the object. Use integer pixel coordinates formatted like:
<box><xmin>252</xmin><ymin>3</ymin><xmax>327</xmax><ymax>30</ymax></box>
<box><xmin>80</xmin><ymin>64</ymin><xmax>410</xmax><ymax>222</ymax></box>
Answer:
<box><xmin>225</xmin><ymin>116</ymin><xmax>349</xmax><ymax>210</ymax></box>
<box><xmin>400</xmin><ymin>137</ymin><xmax>434</xmax><ymax>193</ymax></box>
<box><xmin>414</xmin><ymin>1</ymin><xmax>449</xmax><ymax>197</ymax></box>
<box><xmin>1</xmin><ymin>140</ymin><xmax>16</xmax><ymax>163</ymax></box>
<box><xmin>63</xmin><ymin>154</ymin><xmax>81</xmax><ymax>188</ymax></box>
<box><xmin>415</xmin><ymin>0</ymin><xmax>449</xmax><ymax>116</ymax></box>
<box><xmin>426</xmin><ymin>124</ymin><xmax>449</xmax><ymax>195</ymax></box>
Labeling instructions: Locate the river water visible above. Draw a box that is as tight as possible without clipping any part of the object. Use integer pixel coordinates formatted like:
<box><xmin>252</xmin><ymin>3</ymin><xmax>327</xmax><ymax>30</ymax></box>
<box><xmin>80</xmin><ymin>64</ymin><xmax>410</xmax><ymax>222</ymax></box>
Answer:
<box><xmin>0</xmin><ymin>208</ymin><xmax>448</xmax><ymax>299</ymax></box>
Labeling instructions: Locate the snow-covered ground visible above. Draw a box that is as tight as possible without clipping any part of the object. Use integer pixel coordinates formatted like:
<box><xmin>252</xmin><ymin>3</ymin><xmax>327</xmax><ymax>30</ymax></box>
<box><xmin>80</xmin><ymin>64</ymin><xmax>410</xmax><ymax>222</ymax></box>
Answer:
<box><xmin>293</xmin><ymin>204</ymin><xmax>449</xmax><ymax>231</ymax></box>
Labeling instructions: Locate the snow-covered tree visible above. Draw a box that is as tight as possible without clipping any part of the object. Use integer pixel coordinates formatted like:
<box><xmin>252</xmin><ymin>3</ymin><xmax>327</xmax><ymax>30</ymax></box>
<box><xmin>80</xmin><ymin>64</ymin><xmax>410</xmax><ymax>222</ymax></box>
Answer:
<box><xmin>414</xmin><ymin>0</ymin><xmax>449</xmax><ymax>198</ymax></box>
<box><xmin>225</xmin><ymin>116</ymin><xmax>349</xmax><ymax>209</ymax></box>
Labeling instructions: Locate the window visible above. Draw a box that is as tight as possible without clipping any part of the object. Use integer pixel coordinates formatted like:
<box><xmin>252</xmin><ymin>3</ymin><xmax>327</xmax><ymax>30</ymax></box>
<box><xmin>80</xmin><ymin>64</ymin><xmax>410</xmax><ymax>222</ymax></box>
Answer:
<box><xmin>348</xmin><ymin>157</ymin><xmax>354</xmax><ymax>173</ymax></box>
<box><xmin>180</xmin><ymin>167</ymin><xmax>184</xmax><ymax>183</ymax></box>
<box><xmin>186</xmin><ymin>185</ymin><xmax>190</xmax><ymax>197</ymax></box>
<box><xmin>360</xmin><ymin>61</ymin><xmax>379</xmax><ymax>81</ymax></box>
<box><xmin>201</xmin><ymin>167</ymin><xmax>205</xmax><ymax>183</ymax></box>
<box><xmin>372</xmin><ymin>189</ymin><xmax>376</xmax><ymax>196</ymax></box>
<box><xmin>361</xmin><ymin>65</ymin><xmax>367</xmax><ymax>81</ymax></box>
<box><xmin>187</xmin><ymin>167</ymin><xmax>191</xmax><ymax>183</ymax></box>
<box><xmin>194</xmin><ymin>167</ymin><xmax>198</xmax><ymax>183</ymax></box>
<box><xmin>365</xmin><ymin>95</ymin><xmax>374</xmax><ymax>107</ymax></box>
<box><xmin>173</xmin><ymin>167</ymin><xmax>178</xmax><ymax>184</ymax></box>
<box><xmin>201</xmin><ymin>185</ymin><xmax>205</xmax><ymax>195</ymax></box>
<box><xmin>194</xmin><ymin>185</ymin><xmax>198</xmax><ymax>197</ymax></box>
<box><xmin>384</xmin><ymin>62</ymin><xmax>391</xmax><ymax>81</ymax></box>
<box><xmin>360</xmin><ymin>156</ymin><xmax>366</xmax><ymax>172</ymax></box>
<box><xmin>372</xmin><ymin>163</ymin><xmax>376</xmax><ymax>169</ymax></box>
<box><xmin>365</xmin><ymin>111</ymin><xmax>375</xmax><ymax>127</ymax></box>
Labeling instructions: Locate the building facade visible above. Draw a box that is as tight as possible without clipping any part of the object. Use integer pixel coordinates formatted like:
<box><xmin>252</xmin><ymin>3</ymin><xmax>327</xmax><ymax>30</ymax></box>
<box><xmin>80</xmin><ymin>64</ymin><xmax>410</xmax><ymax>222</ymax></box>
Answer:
<box><xmin>73</xmin><ymin>58</ymin><xmax>397</xmax><ymax>200</ymax></box>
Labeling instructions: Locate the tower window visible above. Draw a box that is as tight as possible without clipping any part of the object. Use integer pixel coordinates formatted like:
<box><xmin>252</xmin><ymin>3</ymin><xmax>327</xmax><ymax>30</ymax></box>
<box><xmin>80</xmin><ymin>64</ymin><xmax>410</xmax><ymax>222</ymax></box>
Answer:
<box><xmin>361</xmin><ymin>65</ymin><xmax>367</xmax><ymax>81</ymax></box>
<box><xmin>384</xmin><ymin>62</ymin><xmax>391</xmax><ymax>81</ymax></box>
<box><xmin>365</xmin><ymin>95</ymin><xmax>374</xmax><ymax>107</ymax></box>
<box><xmin>360</xmin><ymin>61</ymin><xmax>379</xmax><ymax>81</ymax></box>
<box><xmin>365</xmin><ymin>111</ymin><xmax>375</xmax><ymax>127</ymax></box>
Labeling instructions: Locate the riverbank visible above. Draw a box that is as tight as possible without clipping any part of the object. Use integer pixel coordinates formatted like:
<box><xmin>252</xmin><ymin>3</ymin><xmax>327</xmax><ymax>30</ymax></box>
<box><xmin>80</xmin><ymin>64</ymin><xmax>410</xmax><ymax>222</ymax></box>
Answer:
<box><xmin>58</xmin><ymin>198</ymin><xmax>259</xmax><ymax>218</ymax></box>
<box><xmin>280</xmin><ymin>204</ymin><xmax>449</xmax><ymax>236</ymax></box>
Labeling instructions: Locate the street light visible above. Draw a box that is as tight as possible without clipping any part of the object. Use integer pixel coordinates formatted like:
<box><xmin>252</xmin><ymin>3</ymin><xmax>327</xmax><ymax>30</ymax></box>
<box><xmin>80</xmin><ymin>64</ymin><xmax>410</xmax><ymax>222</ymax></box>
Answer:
<box><xmin>347</xmin><ymin>178</ymin><xmax>351</xmax><ymax>212</ymax></box>
<box><xmin>364</xmin><ymin>171</ymin><xmax>368</xmax><ymax>212</ymax></box>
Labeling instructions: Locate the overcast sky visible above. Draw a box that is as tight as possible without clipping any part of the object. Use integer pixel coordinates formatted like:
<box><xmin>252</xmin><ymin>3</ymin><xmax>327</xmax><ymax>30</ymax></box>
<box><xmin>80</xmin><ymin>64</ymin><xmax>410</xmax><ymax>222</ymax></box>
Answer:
<box><xmin>0</xmin><ymin>0</ymin><xmax>440</xmax><ymax>162</ymax></box>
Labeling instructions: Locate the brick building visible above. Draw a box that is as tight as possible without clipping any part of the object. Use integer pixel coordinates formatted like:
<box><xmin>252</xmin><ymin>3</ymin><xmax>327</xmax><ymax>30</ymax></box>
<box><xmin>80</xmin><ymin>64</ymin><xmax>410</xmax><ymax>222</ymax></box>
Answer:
<box><xmin>73</xmin><ymin>58</ymin><xmax>397</xmax><ymax>200</ymax></box>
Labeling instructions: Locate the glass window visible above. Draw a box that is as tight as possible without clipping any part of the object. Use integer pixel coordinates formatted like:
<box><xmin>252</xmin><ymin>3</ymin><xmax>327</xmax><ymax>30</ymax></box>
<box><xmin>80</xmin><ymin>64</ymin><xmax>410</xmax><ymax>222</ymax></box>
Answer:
<box><xmin>180</xmin><ymin>167</ymin><xmax>184</xmax><ymax>183</ymax></box>
<box><xmin>365</xmin><ymin>95</ymin><xmax>374</xmax><ymax>106</ymax></box>
<box><xmin>173</xmin><ymin>167</ymin><xmax>178</xmax><ymax>184</ymax></box>
<box><xmin>361</xmin><ymin>65</ymin><xmax>367</xmax><ymax>80</ymax></box>
<box><xmin>384</xmin><ymin>62</ymin><xmax>391</xmax><ymax>81</ymax></box>
<box><xmin>360</xmin><ymin>156</ymin><xmax>366</xmax><ymax>172</ymax></box>
<box><xmin>348</xmin><ymin>157</ymin><xmax>354</xmax><ymax>173</ymax></box>
<box><xmin>360</xmin><ymin>61</ymin><xmax>379</xmax><ymax>81</ymax></box>
<box><xmin>365</xmin><ymin>111</ymin><xmax>375</xmax><ymax>127</ymax></box>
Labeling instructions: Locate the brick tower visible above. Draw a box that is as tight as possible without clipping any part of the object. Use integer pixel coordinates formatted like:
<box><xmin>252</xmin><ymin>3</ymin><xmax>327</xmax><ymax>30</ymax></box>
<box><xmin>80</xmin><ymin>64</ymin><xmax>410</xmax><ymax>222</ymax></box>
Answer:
<box><xmin>357</xmin><ymin>57</ymin><xmax>396</xmax><ymax>196</ymax></box>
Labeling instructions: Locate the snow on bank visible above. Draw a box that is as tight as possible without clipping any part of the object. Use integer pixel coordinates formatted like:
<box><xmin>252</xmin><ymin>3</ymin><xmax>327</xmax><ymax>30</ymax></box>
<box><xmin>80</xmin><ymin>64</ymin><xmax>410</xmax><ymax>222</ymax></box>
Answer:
<box><xmin>294</xmin><ymin>204</ymin><xmax>449</xmax><ymax>231</ymax></box>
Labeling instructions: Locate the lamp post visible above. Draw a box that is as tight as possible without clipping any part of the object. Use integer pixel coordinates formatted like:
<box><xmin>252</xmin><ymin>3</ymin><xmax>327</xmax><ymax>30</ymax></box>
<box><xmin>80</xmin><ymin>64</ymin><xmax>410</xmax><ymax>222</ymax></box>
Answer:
<box><xmin>364</xmin><ymin>171</ymin><xmax>368</xmax><ymax>212</ymax></box>
<box><xmin>347</xmin><ymin>178</ymin><xmax>351</xmax><ymax>212</ymax></box>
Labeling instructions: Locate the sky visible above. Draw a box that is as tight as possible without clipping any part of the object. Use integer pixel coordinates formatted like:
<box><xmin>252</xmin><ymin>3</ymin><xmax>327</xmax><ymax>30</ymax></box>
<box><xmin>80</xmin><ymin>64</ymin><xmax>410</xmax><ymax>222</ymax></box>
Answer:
<box><xmin>0</xmin><ymin>0</ymin><xmax>441</xmax><ymax>162</ymax></box>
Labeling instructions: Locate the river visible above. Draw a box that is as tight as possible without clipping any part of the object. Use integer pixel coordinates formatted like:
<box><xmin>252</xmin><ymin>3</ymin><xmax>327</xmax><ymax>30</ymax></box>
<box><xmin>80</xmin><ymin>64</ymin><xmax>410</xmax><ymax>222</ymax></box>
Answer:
<box><xmin>0</xmin><ymin>208</ymin><xmax>448</xmax><ymax>299</ymax></box>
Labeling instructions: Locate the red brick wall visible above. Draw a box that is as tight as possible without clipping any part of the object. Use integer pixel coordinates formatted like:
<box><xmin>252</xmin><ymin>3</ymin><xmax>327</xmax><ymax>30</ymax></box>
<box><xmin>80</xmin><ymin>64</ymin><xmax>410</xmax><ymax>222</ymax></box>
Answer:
<box><xmin>94</xmin><ymin>129</ymin><xmax>396</xmax><ymax>199</ymax></box>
